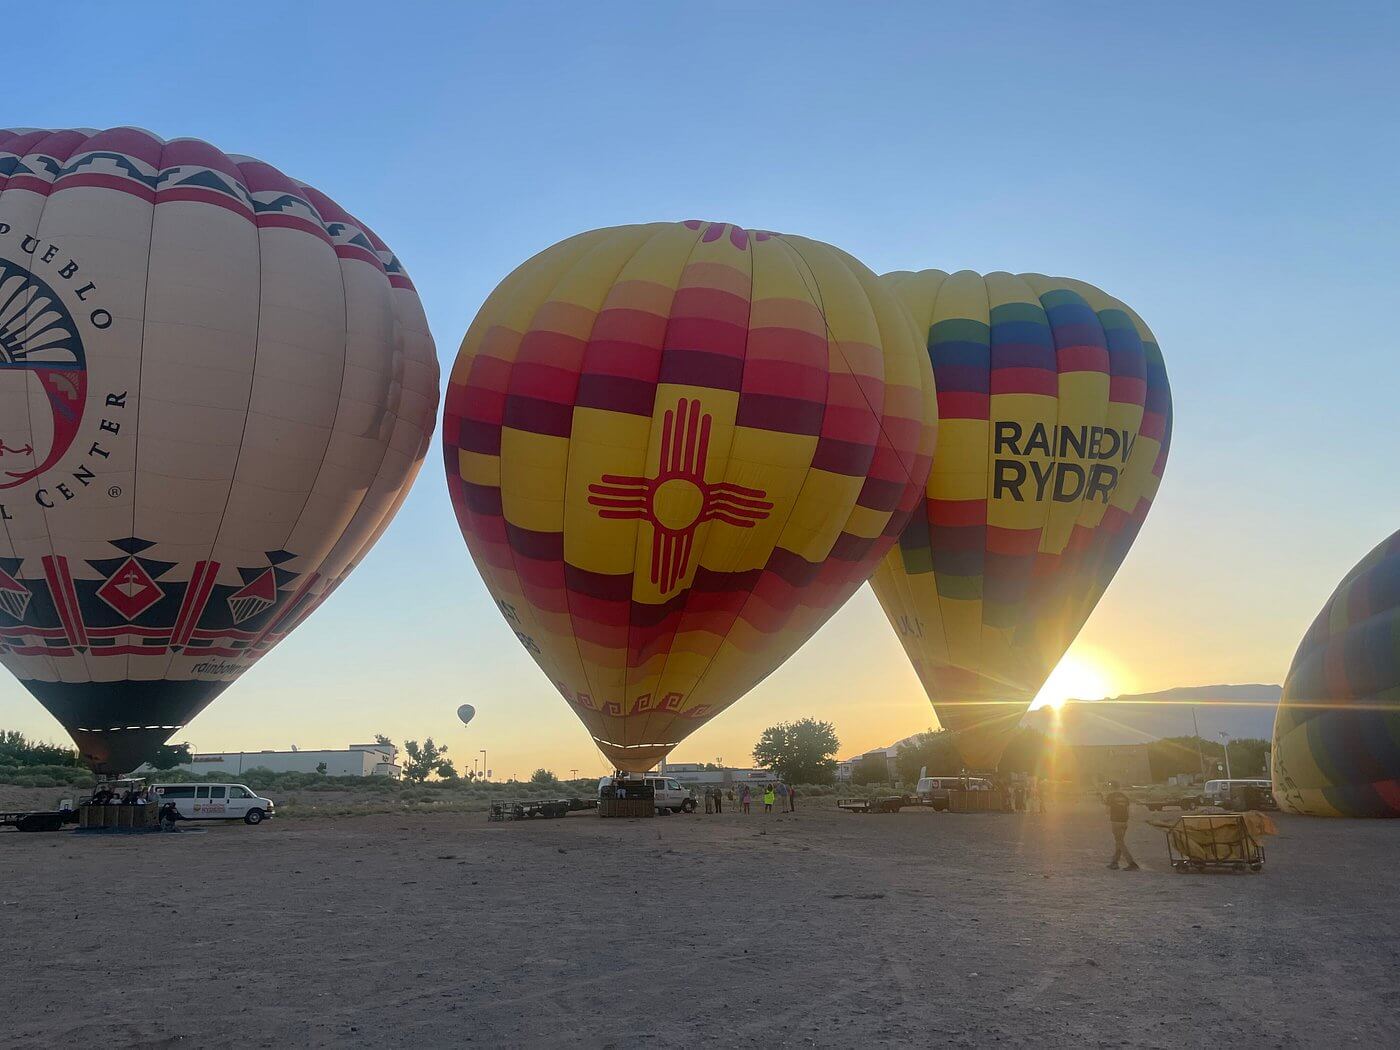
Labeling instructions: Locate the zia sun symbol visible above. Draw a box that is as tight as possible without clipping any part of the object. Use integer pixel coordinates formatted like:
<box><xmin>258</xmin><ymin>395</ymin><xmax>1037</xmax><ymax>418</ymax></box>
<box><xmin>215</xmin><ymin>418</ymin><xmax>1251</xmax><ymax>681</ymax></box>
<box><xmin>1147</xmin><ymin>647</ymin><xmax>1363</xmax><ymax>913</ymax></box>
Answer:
<box><xmin>587</xmin><ymin>398</ymin><xmax>774</xmax><ymax>594</ymax></box>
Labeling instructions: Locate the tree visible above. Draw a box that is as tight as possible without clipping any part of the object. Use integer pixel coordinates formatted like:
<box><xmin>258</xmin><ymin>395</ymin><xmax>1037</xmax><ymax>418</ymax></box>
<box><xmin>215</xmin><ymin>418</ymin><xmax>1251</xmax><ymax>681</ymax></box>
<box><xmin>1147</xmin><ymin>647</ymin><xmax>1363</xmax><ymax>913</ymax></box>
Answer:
<box><xmin>895</xmin><ymin>730</ymin><xmax>961</xmax><ymax>784</ymax></box>
<box><xmin>529</xmin><ymin>767</ymin><xmax>557</xmax><ymax>787</ymax></box>
<box><xmin>752</xmin><ymin>718</ymin><xmax>840</xmax><ymax>784</ymax></box>
<box><xmin>402</xmin><ymin>738</ymin><xmax>453</xmax><ymax>783</ymax></box>
<box><xmin>851</xmin><ymin>754</ymin><xmax>891</xmax><ymax>785</ymax></box>
<box><xmin>0</xmin><ymin>730</ymin><xmax>80</xmax><ymax>768</ymax></box>
<box><xmin>374</xmin><ymin>733</ymin><xmax>394</xmax><ymax>749</ymax></box>
<box><xmin>438</xmin><ymin>759</ymin><xmax>459</xmax><ymax>781</ymax></box>
<box><xmin>147</xmin><ymin>742</ymin><xmax>192</xmax><ymax>770</ymax></box>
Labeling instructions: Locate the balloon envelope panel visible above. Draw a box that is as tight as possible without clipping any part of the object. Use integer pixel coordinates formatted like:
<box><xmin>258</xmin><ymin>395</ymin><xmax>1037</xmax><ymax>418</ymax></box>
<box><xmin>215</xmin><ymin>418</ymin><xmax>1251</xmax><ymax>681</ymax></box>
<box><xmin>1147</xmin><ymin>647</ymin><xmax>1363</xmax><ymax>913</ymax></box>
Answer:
<box><xmin>457</xmin><ymin>703</ymin><xmax>475</xmax><ymax>726</ymax></box>
<box><xmin>0</xmin><ymin>127</ymin><xmax>438</xmax><ymax>773</ymax></box>
<box><xmin>1273</xmin><ymin>530</ymin><xmax>1400</xmax><ymax>817</ymax></box>
<box><xmin>443</xmin><ymin>221</ymin><xmax>937</xmax><ymax>771</ymax></box>
<box><xmin>869</xmin><ymin>270</ymin><xmax>1171</xmax><ymax>768</ymax></box>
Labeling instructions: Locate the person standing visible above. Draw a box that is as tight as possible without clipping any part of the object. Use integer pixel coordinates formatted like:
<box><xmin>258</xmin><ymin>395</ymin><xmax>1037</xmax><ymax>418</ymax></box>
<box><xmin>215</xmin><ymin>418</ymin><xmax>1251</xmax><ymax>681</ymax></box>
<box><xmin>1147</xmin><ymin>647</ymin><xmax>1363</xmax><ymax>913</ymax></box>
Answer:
<box><xmin>704</xmin><ymin>787</ymin><xmax>714</xmax><ymax>814</ymax></box>
<box><xmin>763</xmin><ymin>785</ymin><xmax>776</xmax><ymax>813</ymax></box>
<box><xmin>714</xmin><ymin>786</ymin><xmax>723</xmax><ymax>814</ymax></box>
<box><xmin>788</xmin><ymin>785</ymin><xmax>797</xmax><ymax>812</ymax></box>
<box><xmin>741</xmin><ymin>785</ymin><xmax>751</xmax><ymax>814</ymax></box>
<box><xmin>1104</xmin><ymin>785</ymin><xmax>1139</xmax><ymax>870</ymax></box>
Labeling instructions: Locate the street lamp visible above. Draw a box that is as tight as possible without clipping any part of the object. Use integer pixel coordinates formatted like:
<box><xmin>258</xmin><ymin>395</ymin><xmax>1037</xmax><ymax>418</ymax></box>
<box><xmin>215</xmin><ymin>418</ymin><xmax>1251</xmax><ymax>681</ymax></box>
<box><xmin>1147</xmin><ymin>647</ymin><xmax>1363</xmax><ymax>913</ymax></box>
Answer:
<box><xmin>480</xmin><ymin>749</ymin><xmax>488</xmax><ymax>782</ymax></box>
<box><xmin>1218</xmin><ymin>732</ymin><xmax>1233</xmax><ymax>780</ymax></box>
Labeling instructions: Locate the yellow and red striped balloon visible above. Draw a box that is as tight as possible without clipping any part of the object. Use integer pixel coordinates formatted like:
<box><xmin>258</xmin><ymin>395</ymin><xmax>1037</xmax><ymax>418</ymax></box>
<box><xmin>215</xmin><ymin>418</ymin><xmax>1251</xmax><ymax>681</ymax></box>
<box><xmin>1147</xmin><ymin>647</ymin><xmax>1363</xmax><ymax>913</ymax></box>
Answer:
<box><xmin>443</xmin><ymin>221</ymin><xmax>937</xmax><ymax>771</ymax></box>
<box><xmin>869</xmin><ymin>270</ymin><xmax>1172</xmax><ymax>769</ymax></box>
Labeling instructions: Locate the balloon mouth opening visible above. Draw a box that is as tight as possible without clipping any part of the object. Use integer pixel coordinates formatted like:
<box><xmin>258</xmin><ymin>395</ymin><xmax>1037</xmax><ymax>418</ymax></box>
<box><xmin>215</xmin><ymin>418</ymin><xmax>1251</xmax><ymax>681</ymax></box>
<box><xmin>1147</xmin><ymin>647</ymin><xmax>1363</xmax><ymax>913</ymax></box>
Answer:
<box><xmin>593</xmin><ymin>737</ymin><xmax>682</xmax><ymax>774</ymax></box>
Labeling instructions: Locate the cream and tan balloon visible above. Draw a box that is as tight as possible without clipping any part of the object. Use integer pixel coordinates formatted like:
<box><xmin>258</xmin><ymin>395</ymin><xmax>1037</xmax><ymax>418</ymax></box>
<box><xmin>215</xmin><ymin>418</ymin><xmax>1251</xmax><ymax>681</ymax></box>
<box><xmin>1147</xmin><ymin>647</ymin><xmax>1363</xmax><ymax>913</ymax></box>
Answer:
<box><xmin>0</xmin><ymin>127</ymin><xmax>438</xmax><ymax>773</ymax></box>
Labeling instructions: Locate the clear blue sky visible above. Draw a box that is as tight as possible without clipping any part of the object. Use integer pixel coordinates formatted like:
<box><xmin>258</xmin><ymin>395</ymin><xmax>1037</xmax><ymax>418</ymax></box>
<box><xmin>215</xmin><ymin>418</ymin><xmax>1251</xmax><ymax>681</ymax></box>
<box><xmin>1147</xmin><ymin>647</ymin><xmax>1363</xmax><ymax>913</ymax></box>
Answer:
<box><xmin>4</xmin><ymin>2</ymin><xmax>1398</xmax><ymax>777</ymax></box>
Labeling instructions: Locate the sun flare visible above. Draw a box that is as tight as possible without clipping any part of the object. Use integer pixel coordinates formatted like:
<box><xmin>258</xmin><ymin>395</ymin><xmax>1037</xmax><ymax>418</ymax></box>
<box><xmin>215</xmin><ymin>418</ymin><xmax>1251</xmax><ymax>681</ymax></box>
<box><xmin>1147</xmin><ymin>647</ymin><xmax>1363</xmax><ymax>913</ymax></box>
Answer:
<box><xmin>1030</xmin><ymin>652</ymin><xmax>1115</xmax><ymax>710</ymax></box>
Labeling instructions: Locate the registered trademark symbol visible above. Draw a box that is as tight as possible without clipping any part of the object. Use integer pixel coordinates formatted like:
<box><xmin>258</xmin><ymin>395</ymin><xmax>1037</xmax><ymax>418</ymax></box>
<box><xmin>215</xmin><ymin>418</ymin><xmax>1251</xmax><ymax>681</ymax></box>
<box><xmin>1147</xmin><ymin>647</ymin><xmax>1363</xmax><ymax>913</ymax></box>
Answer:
<box><xmin>107</xmin><ymin>485</ymin><xmax>122</xmax><ymax>498</ymax></box>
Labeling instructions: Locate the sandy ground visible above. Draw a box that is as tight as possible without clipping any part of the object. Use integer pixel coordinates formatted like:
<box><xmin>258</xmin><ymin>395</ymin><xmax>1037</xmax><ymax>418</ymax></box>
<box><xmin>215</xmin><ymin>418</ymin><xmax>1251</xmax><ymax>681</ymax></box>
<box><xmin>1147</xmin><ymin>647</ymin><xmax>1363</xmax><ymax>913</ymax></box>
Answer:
<box><xmin>2</xmin><ymin>798</ymin><xmax>1397</xmax><ymax>1049</ymax></box>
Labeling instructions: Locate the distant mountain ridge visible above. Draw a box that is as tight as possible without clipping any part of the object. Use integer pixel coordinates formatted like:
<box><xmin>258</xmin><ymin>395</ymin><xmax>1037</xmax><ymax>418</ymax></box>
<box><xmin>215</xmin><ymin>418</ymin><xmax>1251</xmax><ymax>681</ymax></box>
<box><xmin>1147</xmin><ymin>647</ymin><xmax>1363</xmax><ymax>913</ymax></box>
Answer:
<box><xmin>1021</xmin><ymin>683</ymin><xmax>1282</xmax><ymax>745</ymax></box>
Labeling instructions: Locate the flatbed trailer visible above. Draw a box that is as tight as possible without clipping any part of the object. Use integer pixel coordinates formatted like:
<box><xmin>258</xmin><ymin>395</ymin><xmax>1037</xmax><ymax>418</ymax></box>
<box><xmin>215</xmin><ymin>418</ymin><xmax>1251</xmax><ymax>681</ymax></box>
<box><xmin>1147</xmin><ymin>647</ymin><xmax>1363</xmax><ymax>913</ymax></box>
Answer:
<box><xmin>836</xmin><ymin>795</ymin><xmax>913</xmax><ymax>814</ymax></box>
<box><xmin>1</xmin><ymin>809</ymin><xmax>74</xmax><ymax>833</ymax></box>
<box><xmin>487</xmin><ymin>797</ymin><xmax>599</xmax><ymax>822</ymax></box>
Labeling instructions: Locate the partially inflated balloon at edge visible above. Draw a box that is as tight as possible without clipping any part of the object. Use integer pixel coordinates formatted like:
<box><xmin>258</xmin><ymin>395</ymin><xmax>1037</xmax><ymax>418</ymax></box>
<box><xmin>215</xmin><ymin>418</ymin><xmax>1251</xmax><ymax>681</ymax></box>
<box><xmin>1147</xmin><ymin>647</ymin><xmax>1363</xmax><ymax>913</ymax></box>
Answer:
<box><xmin>1273</xmin><ymin>530</ymin><xmax>1400</xmax><ymax>817</ymax></box>
<box><xmin>457</xmin><ymin>704</ymin><xmax>476</xmax><ymax>727</ymax></box>
<box><xmin>869</xmin><ymin>270</ymin><xmax>1172</xmax><ymax>768</ymax></box>
<box><xmin>0</xmin><ymin>127</ymin><xmax>439</xmax><ymax>773</ymax></box>
<box><xmin>443</xmin><ymin>221</ymin><xmax>937</xmax><ymax>772</ymax></box>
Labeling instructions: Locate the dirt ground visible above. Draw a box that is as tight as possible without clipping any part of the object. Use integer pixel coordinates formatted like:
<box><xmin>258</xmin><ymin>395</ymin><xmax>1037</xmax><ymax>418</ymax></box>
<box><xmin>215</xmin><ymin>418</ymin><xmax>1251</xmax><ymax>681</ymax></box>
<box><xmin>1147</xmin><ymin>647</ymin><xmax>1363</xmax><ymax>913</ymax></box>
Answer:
<box><xmin>2</xmin><ymin>798</ymin><xmax>1396</xmax><ymax>1049</ymax></box>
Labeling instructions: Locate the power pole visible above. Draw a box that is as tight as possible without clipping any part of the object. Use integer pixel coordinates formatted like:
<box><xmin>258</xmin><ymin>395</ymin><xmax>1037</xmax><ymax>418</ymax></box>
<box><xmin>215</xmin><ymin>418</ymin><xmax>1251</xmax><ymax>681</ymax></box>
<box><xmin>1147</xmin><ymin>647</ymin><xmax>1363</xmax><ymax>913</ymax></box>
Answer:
<box><xmin>1190</xmin><ymin>707</ymin><xmax>1207</xmax><ymax>779</ymax></box>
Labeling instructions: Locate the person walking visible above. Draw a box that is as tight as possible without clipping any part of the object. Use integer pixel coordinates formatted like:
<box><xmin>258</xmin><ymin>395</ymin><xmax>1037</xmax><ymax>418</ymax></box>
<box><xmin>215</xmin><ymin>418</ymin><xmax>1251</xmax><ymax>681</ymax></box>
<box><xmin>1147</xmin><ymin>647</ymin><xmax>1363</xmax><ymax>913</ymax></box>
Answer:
<box><xmin>763</xmin><ymin>785</ymin><xmax>776</xmax><ymax>813</ymax></box>
<box><xmin>1104</xmin><ymin>784</ymin><xmax>1139</xmax><ymax>870</ymax></box>
<box><xmin>788</xmin><ymin>785</ymin><xmax>797</xmax><ymax>812</ymax></box>
<box><xmin>741</xmin><ymin>785</ymin><xmax>751</xmax><ymax>814</ymax></box>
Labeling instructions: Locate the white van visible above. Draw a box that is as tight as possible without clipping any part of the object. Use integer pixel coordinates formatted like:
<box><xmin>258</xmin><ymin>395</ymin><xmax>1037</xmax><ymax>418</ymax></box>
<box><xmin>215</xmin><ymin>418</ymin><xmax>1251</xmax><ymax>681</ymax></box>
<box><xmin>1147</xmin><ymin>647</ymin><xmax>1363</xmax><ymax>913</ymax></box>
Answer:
<box><xmin>154</xmin><ymin>783</ymin><xmax>275</xmax><ymax>825</ymax></box>
<box><xmin>1203</xmin><ymin>779</ymin><xmax>1272</xmax><ymax>808</ymax></box>
<box><xmin>598</xmin><ymin>774</ymin><xmax>696</xmax><ymax>814</ymax></box>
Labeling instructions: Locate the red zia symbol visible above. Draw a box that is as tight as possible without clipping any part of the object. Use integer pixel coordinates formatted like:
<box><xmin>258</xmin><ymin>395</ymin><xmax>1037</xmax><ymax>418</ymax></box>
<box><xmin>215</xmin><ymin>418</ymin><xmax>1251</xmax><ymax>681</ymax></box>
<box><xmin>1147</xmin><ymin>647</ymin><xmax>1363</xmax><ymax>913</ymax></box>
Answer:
<box><xmin>588</xmin><ymin>398</ymin><xmax>773</xmax><ymax>594</ymax></box>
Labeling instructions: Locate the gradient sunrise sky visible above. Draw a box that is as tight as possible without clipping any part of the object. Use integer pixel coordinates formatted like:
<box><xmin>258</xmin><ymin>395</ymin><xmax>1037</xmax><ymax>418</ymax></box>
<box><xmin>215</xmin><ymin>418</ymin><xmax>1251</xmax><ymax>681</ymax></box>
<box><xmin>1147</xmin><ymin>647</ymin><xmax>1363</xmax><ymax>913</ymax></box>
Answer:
<box><xmin>3</xmin><ymin>2</ymin><xmax>1397</xmax><ymax>779</ymax></box>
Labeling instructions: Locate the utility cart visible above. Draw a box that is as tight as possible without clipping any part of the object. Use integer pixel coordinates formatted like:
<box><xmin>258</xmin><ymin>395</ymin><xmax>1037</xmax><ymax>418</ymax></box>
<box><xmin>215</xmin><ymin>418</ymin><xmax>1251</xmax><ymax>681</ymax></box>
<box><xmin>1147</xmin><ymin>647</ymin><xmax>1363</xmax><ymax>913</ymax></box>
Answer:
<box><xmin>1160</xmin><ymin>813</ymin><xmax>1266</xmax><ymax>873</ymax></box>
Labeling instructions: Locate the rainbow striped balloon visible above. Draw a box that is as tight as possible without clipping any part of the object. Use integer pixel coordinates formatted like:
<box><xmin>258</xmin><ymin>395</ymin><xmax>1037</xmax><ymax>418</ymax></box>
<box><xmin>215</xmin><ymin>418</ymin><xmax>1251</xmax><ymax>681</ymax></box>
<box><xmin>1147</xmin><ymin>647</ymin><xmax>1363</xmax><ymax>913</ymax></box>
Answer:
<box><xmin>443</xmin><ymin>222</ymin><xmax>937</xmax><ymax>771</ymax></box>
<box><xmin>1273</xmin><ymin>530</ymin><xmax>1400</xmax><ymax>817</ymax></box>
<box><xmin>869</xmin><ymin>270</ymin><xmax>1172</xmax><ymax>768</ymax></box>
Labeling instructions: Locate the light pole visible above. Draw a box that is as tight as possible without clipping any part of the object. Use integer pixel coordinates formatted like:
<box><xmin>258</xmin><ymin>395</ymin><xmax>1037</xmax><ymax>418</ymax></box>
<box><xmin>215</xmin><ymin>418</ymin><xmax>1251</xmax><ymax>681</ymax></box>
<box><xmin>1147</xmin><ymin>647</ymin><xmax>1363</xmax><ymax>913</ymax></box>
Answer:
<box><xmin>569</xmin><ymin>768</ymin><xmax>578</xmax><ymax>780</ymax></box>
<box><xmin>1218</xmin><ymin>732</ymin><xmax>1233</xmax><ymax>779</ymax></box>
<box><xmin>1190</xmin><ymin>708</ymin><xmax>1207</xmax><ymax>778</ymax></box>
<box><xmin>480</xmin><ymin>749</ymin><xmax>488</xmax><ymax>782</ymax></box>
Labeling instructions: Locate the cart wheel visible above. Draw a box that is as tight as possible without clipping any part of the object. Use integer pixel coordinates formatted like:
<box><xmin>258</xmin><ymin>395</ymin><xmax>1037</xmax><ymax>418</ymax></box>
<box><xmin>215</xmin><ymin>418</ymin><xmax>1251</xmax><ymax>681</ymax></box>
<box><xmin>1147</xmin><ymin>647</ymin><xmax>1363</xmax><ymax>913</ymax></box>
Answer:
<box><xmin>1250</xmin><ymin>863</ymin><xmax>1262</xmax><ymax>872</ymax></box>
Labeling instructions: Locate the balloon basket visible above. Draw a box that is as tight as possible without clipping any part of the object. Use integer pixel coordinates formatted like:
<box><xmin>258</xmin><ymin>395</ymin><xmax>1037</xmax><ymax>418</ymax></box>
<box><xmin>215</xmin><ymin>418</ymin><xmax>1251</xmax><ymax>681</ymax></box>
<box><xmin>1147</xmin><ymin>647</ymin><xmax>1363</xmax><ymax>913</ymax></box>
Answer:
<box><xmin>77</xmin><ymin>804</ymin><xmax>159</xmax><ymax>832</ymax></box>
<box><xmin>598</xmin><ymin>799</ymin><xmax>655</xmax><ymax>818</ymax></box>
<box><xmin>946</xmin><ymin>790</ymin><xmax>1009</xmax><ymax>814</ymax></box>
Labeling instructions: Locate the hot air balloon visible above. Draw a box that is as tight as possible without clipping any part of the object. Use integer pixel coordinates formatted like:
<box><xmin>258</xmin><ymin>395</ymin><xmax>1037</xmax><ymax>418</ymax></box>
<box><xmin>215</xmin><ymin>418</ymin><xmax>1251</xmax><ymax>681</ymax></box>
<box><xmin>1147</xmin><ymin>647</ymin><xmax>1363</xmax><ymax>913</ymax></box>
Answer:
<box><xmin>1273</xmin><ymin>530</ymin><xmax>1400</xmax><ymax>817</ymax></box>
<box><xmin>457</xmin><ymin>703</ymin><xmax>476</xmax><ymax>727</ymax></box>
<box><xmin>869</xmin><ymin>270</ymin><xmax>1171</xmax><ymax>768</ymax></box>
<box><xmin>443</xmin><ymin>221</ymin><xmax>937</xmax><ymax>772</ymax></box>
<box><xmin>0</xmin><ymin>127</ymin><xmax>438</xmax><ymax>774</ymax></box>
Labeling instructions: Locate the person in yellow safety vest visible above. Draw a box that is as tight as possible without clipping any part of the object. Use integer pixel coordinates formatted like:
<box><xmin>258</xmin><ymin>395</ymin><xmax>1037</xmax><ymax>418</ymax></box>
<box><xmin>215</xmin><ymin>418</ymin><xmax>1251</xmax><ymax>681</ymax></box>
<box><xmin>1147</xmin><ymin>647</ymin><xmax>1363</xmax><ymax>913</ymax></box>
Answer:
<box><xmin>763</xmin><ymin>786</ymin><xmax>776</xmax><ymax>813</ymax></box>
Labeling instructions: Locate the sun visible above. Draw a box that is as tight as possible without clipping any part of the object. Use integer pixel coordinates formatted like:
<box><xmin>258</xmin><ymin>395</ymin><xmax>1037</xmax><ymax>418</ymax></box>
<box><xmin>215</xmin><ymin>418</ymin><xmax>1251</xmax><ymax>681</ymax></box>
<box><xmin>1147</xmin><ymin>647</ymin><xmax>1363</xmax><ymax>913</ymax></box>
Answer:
<box><xmin>1030</xmin><ymin>652</ymin><xmax>1115</xmax><ymax>710</ymax></box>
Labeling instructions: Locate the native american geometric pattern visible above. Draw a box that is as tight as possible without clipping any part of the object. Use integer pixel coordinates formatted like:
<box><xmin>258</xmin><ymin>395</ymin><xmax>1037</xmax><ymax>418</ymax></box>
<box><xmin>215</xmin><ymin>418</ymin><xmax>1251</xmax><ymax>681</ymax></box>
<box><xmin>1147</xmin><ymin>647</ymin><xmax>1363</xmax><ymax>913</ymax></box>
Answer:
<box><xmin>444</xmin><ymin>220</ymin><xmax>938</xmax><ymax>771</ymax></box>
<box><xmin>1273</xmin><ymin>529</ymin><xmax>1400</xmax><ymax>818</ymax></box>
<box><xmin>869</xmin><ymin>270</ymin><xmax>1172</xmax><ymax>769</ymax></box>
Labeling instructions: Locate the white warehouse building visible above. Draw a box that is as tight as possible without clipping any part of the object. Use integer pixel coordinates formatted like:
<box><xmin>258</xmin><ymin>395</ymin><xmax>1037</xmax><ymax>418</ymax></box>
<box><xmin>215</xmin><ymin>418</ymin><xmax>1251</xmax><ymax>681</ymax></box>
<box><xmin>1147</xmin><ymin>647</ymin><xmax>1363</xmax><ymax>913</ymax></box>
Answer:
<box><xmin>148</xmin><ymin>743</ymin><xmax>401</xmax><ymax>779</ymax></box>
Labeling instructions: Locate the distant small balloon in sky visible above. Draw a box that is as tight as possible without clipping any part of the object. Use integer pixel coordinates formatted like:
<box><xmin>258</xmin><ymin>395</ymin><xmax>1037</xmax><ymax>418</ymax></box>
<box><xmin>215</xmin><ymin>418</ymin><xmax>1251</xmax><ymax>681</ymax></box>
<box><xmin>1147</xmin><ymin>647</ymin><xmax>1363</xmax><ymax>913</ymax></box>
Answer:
<box><xmin>457</xmin><ymin>704</ymin><xmax>476</xmax><ymax>727</ymax></box>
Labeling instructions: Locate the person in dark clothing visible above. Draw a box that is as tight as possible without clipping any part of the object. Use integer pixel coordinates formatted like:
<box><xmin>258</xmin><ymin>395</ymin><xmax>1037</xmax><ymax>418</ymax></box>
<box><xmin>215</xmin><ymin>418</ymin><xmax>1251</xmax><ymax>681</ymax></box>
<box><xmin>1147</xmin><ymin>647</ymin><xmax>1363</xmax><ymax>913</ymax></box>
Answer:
<box><xmin>788</xmin><ymin>785</ymin><xmax>797</xmax><ymax>812</ymax></box>
<box><xmin>1104</xmin><ymin>787</ymin><xmax>1139</xmax><ymax>870</ymax></box>
<box><xmin>713</xmin><ymin>786</ymin><xmax>723</xmax><ymax>814</ymax></box>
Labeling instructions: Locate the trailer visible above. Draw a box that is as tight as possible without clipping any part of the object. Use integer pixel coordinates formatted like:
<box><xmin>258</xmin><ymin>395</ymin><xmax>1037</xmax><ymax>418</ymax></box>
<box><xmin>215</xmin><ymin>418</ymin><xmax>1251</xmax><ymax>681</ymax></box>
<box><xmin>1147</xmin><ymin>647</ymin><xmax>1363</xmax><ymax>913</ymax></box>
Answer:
<box><xmin>836</xmin><ymin>795</ymin><xmax>912</xmax><ymax>814</ymax></box>
<box><xmin>1</xmin><ymin>809</ymin><xmax>75</xmax><ymax>833</ymax></box>
<box><xmin>487</xmin><ymin>797</ymin><xmax>599</xmax><ymax>822</ymax></box>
